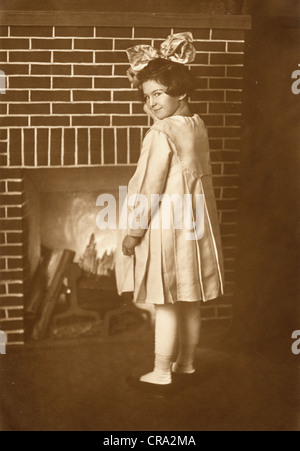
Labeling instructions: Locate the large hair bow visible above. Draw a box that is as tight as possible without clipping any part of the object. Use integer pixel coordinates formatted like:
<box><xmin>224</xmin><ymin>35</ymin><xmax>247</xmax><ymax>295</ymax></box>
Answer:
<box><xmin>126</xmin><ymin>32</ymin><xmax>196</xmax><ymax>82</ymax></box>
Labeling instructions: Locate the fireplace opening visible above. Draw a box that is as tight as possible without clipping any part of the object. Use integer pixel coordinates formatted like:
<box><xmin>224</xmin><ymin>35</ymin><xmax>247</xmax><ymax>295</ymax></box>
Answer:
<box><xmin>23</xmin><ymin>167</ymin><xmax>152</xmax><ymax>342</ymax></box>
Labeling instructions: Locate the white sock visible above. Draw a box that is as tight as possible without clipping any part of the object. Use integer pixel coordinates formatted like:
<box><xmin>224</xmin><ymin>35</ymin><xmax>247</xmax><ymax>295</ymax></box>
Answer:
<box><xmin>172</xmin><ymin>347</ymin><xmax>196</xmax><ymax>374</ymax></box>
<box><xmin>140</xmin><ymin>305</ymin><xmax>178</xmax><ymax>386</ymax></box>
<box><xmin>173</xmin><ymin>302</ymin><xmax>201</xmax><ymax>374</ymax></box>
<box><xmin>140</xmin><ymin>354</ymin><xmax>172</xmax><ymax>385</ymax></box>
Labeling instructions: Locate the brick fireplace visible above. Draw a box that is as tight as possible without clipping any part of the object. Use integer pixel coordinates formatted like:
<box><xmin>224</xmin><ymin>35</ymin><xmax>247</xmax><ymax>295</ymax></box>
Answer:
<box><xmin>0</xmin><ymin>8</ymin><xmax>251</xmax><ymax>344</ymax></box>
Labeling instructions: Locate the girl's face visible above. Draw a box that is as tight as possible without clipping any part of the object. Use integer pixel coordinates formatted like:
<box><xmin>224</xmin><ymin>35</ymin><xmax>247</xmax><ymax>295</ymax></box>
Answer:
<box><xmin>142</xmin><ymin>79</ymin><xmax>186</xmax><ymax>120</ymax></box>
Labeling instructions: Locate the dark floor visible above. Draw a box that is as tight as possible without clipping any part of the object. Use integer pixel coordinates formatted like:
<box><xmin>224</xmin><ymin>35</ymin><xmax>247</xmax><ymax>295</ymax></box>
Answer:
<box><xmin>0</xmin><ymin>327</ymin><xmax>299</xmax><ymax>431</ymax></box>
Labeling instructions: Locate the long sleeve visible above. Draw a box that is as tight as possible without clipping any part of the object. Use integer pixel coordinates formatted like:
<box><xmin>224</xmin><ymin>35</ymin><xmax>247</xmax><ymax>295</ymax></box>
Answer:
<box><xmin>127</xmin><ymin>129</ymin><xmax>172</xmax><ymax>237</ymax></box>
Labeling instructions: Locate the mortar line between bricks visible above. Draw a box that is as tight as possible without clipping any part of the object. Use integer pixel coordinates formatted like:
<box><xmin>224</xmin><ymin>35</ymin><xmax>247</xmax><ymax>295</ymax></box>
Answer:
<box><xmin>3</xmin><ymin>37</ymin><xmax>245</xmax><ymax>43</ymax></box>
<box><xmin>3</xmin><ymin>113</ymin><xmax>151</xmax><ymax>117</ymax></box>
<box><xmin>1</xmin><ymin>126</ymin><xmax>155</xmax><ymax>129</ymax></box>
<box><xmin>103</xmin><ymin>48</ymin><xmax>242</xmax><ymax>53</ymax></box>
<box><xmin>1</xmin><ymin>87</ymin><xmax>243</xmax><ymax>91</ymax></box>
<box><xmin>4</xmin><ymin>73</ymin><xmax>84</xmax><ymax>78</ymax></box>
<box><xmin>0</xmin><ymin>295</ymin><xmax>23</xmax><ymax>300</ymax></box>
<box><xmin>4</xmin><ymin>74</ymin><xmax>242</xmax><ymax>79</ymax></box>
<box><xmin>0</xmin><ymin>205</ymin><xmax>26</xmax><ymax>209</ymax></box>
<box><xmin>0</xmin><ymin>280</ymin><xmax>23</xmax><ymax>284</ymax></box>
<box><xmin>1</xmin><ymin>63</ymin><xmax>244</xmax><ymax>69</ymax></box>
<box><xmin>0</xmin><ymin>318</ymin><xmax>24</xmax><ymax>323</ymax></box>
<box><xmin>5</xmin><ymin>319</ymin><xmax>25</xmax><ymax>324</ymax></box>
<box><xmin>6</xmin><ymin>342</ymin><xmax>25</xmax><ymax>346</ymax></box>
<box><xmin>0</xmin><ymin>165</ymin><xmax>237</xmax><ymax>170</ymax></box>
<box><xmin>1</xmin><ymin>328</ymin><xmax>24</xmax><ymax>333</ymax></box>
<box><xmin>0</xmin><ymin>179</ymin><xmax>23</xmax><ymax>182</ymax></box>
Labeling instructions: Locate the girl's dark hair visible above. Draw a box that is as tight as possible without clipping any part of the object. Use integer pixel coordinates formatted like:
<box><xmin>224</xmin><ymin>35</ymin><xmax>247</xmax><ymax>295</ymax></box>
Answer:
<box><xmin>136</xmin><ymin>58</ymin><xmax>196</xmax><ymax>100</ymax></box>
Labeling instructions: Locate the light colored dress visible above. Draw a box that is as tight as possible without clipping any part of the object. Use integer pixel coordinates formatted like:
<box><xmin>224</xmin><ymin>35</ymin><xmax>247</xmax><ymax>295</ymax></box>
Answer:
<box><xmin>115</xmin><ymin>114</ymin><xmax>224</xmax><ymax>305</ymax></box>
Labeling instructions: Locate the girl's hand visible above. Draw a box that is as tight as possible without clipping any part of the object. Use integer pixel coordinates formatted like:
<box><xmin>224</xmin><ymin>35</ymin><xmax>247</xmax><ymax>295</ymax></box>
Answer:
<box><xmin>143</xmin><ymin>103</ymin><xmax>158</xmax><ymax>122</ymax></box>
<box><xmin>122</xmin><ymin>235</ymin><xmax>140</xmax><ymax>257</ymax></box>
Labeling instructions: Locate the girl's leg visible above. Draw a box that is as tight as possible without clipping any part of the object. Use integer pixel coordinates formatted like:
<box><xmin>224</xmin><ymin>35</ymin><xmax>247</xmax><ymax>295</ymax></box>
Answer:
<box><xmin>140</xmin><ymin>304</ymin><xmax>177</xmax><ymax>385</ymax></box>
<box><xmin>173</xmin><ymin>302</ymin><xmax>201</xmax><ymax>374</ymax></box>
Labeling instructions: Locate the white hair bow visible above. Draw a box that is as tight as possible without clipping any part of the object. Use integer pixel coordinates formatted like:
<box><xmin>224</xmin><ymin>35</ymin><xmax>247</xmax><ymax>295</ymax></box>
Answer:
<box><xmin>126</xmin><ymin>32</ymin><xmax>196</xmax><ymax>82</ymax></box>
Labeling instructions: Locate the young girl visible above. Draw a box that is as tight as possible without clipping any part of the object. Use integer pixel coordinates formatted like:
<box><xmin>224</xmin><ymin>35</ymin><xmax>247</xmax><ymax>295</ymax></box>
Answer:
<box><xmin>115</xmin><ymin>32</ymin><xmax>224</xmax><ymax>390</ymax></box>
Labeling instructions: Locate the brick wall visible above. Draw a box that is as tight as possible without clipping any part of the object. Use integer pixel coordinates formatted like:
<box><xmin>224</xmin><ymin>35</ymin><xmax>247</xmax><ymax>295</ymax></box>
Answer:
<box><xmin>0</xmin><ymin>23</ymin><xmax>246</xmax><ymax>344</ymax></box>
<box><xmin>0</xmin><ymin>168</ymin><xmax>25</xmax><ymax>345</ymax></box>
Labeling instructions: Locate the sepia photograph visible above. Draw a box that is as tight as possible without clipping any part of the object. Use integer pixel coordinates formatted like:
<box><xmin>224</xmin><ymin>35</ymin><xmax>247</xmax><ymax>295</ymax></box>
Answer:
<box><xmin>0</xmin><ymin>0</ymin><xmax>299</xmax><ymax>433</ymax></box>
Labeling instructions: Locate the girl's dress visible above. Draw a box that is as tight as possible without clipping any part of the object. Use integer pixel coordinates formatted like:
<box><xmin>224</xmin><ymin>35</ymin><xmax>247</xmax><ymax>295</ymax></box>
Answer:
<box><xmin>115</xmin><ymin>114</ymin><xmax>224</xmax><ymax>304</ymax></box>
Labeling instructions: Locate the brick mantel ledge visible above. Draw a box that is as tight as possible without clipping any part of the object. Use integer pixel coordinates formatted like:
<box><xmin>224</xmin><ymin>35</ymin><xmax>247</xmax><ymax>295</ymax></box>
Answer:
<box><xmin>0</xmin><ymin>12</ymin><xmax>252</xmax><ymax>29</ymax></box>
